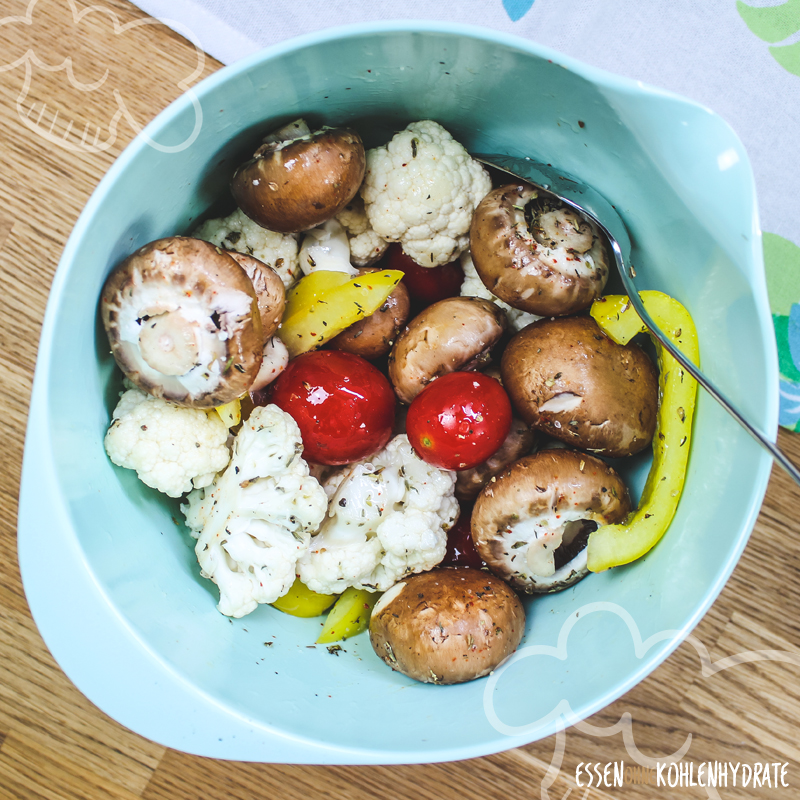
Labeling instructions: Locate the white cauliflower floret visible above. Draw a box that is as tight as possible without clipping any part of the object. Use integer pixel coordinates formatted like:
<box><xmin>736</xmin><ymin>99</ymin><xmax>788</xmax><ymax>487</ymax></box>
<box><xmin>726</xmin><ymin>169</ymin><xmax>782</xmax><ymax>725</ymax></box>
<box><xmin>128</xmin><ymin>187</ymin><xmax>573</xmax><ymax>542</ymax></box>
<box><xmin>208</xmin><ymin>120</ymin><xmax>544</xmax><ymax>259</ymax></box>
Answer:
<box><xmin>104</xmin><ymin>383</ymin><xmax>230</xmax><ymax>498</ymax></box>
<box><xmin>460</xmin><ymin>251</ymin><xmax>542</xmax><ymax>332</ymax></box>
<box><xmin>298</xmin><ymin>435</ymin><xmax>458</xmax><ymax>595</ymax></box>
<box><xmin>360</xmin><ymin>120</ymin><xmax>491</xmax><ymax>268</ymax></box>
<box><xmin>194</xmin><ymin>208</ymin><xmax>300</xmax><ymax>288</ymax></box>
<box><xmin>306</xmin><ymin>462</ymin><xmax>340</xmax><ymax>494</ymax></box>
<box><xmin>335</xmin><ymin>196</ymin><xmax>389</xmax><ymax>267</ymax></box>
<box><xmin>182</xmin><ymin>405</ymin><xmax>328</xmax><ymax>618</ymax></box>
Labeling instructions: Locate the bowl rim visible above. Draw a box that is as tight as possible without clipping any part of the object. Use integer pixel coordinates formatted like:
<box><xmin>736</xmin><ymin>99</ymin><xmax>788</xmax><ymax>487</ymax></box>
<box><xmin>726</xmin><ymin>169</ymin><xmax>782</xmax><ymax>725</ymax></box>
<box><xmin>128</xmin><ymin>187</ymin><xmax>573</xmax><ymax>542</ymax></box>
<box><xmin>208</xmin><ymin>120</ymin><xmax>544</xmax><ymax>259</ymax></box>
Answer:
<box><xmin>18</xmin><ymin>19</ymin><xmax>777</xmax><ymax>764</ymax></box>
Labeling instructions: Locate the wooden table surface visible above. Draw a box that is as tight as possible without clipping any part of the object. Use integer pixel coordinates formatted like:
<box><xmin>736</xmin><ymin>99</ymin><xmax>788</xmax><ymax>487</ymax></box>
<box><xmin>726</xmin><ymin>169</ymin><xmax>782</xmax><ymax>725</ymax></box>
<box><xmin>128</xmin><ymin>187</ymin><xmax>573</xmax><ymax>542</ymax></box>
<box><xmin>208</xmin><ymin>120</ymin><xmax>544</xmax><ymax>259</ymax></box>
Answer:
<box><xmin>2</xmin><ymin>2</ymin><xmax>800</xmax><ymax>798</ymax></box>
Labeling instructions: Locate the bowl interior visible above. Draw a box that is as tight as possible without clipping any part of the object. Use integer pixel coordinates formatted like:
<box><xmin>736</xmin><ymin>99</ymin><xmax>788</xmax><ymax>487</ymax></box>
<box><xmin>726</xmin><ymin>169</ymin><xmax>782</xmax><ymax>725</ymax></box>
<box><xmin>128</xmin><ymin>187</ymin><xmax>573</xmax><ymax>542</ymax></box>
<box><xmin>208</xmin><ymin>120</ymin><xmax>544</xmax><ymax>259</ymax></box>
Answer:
<box><xmin>38</xmin><ymin>25</ymin><xmax>772</xmax><ymax>759</ymax></box>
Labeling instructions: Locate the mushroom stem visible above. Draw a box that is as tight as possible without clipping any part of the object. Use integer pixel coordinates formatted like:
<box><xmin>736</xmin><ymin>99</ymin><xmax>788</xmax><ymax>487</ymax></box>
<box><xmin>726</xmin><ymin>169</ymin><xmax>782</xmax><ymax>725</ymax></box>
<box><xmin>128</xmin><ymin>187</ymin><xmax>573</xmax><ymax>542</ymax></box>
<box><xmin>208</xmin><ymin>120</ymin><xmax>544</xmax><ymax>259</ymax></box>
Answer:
<box><xmin>299</xmin><ymin>219</ymin><xmax>357</xmax><ymax>276</ymax></box>
<box><xmin>250</xmin><ymin>336</ymin><xmax>289</xmax><ymax>392</ymax></box>
<box><xmin>517</xmin><ymin>514</ymin><xmax>598</xmax><ymax>577</ymax></box>
<box><xmin>260</xmin><ymin>118</ymin><xmax>312</xmax><ymax>149</ymax></box>
<box><xmin>533</xmin><ymin>208</ymin><xmax>593</xmax><ymax>253</ymax></box>
<box><xmin>521</xmin><ymin>521</ymin><xmax>563</xmax><ymax>577</ymax></box>
<box><xmin>138</xmin><ymin>311</ymin><xmax>200</xmax><ymax>376</ymax></box>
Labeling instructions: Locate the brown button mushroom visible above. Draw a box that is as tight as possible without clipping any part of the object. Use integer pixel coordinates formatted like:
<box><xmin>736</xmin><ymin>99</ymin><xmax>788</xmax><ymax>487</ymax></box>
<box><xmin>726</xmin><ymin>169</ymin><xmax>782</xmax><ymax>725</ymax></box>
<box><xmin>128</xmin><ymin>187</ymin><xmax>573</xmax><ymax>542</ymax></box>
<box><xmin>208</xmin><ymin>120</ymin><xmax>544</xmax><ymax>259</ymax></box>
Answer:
<box><xmin>225</xmin><ymin>251</ymin><xmax>285</xmax><ymax>339</ymax></box>
<box><xmin>328</xmin><ymin>268</ymin><xmax>411</xmax><ymax>359</ymax></box>
<box><xmin>472</xmin><ymin>449</ymin><xmax>631</xmax><ymax>593</ymax></box>
<box><xmin>100</xmin><ymin>236</ymin><xmax>263</xmax><ymax>408</ymax></box>
<box><xmin>470</xmin><ymin>184</ymin><xmax>609</xmax><ymax>316</ymax></box>
<box><xmin>369</xmin><ymin>568</ymin><xmax>525</xmax><ymax>684</ymax></box>
<box><xmin>455</xmin><ymin>417</ymin><xmax>536</xmax><ymax>502</ymax></box>
<box><xmin>388</xmin><ymin>296</ymin><xmax>507</xmax><ymax>404</ymax></box>
<box><xmin>231</xmin><ymin>119</ymin><xmax>366</xmax><ymax>234</ymax></box>
<box><xmin>501</xmin><ymin>315</ymin><xmax>658</xmax><ymax>457</ymax></box>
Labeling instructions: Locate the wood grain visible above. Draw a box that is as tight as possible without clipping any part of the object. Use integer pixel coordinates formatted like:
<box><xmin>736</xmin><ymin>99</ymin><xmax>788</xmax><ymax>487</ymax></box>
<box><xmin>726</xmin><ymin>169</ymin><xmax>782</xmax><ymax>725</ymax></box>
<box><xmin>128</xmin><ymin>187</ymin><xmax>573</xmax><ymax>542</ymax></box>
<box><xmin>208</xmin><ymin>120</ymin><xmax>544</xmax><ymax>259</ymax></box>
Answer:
<box><xmin>2</xmin><ymin>1</ymin><xmax>800</xmax><ymax>798</ymax></box>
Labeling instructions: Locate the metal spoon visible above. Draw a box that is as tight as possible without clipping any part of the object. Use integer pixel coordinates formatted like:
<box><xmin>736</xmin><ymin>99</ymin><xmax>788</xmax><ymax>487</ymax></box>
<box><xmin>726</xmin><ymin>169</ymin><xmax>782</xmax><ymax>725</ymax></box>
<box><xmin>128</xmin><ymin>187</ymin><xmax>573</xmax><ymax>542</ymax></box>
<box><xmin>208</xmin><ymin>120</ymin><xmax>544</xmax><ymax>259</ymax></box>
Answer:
<box><xmin>475</xmin><ymin>153</ymin><xmax>800</xmax><ymax>488</ymax></box>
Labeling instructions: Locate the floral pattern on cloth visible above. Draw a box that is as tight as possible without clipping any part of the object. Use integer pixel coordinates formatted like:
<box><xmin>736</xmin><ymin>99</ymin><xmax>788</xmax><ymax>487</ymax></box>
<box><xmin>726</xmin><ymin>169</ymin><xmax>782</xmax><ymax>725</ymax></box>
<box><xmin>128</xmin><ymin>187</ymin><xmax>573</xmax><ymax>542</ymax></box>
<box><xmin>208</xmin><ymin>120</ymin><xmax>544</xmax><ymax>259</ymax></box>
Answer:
<box><xmin>764</xmin><ymin>234</ymin><xmax>800</xmax><ymax>431</ymax></box>
<box><xmin>738</xmin><ymin>0</ymin><xmax>800</xmax><ymax>430</ymax></box>
<box><xmin>502</xmin><ymin>0</ymin><xmax>536</xmax><ymax>22</ymax></box>
<box><xmin>738</xmin><ymin>0</ymin><xmax>800</xmax><ymax>76</ymax></box>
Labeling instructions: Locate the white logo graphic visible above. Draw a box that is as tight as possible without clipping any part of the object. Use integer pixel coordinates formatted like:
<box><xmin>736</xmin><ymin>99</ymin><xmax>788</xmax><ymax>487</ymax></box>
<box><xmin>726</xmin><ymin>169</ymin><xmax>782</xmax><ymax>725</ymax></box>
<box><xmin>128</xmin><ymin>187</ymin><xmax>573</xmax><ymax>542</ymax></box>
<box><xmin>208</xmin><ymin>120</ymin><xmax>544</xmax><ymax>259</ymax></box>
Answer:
<box><xmin>484</xmin><ymin>601</ymin><xmax>800</xmax><ymax>799</ymax></box>
<box><xmin>0</xmin><ymin>0</ymin><xmax>205</xmax><ymax>154</ymax></box>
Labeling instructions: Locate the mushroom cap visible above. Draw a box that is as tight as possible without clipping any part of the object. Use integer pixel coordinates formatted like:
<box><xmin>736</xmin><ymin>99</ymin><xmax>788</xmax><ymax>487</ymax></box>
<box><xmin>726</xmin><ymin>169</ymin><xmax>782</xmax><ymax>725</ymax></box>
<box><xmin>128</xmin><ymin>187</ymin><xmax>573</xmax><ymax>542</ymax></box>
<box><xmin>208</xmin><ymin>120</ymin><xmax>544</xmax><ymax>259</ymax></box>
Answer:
<box><xmin>501</xmin><ymin>315</ymin><xmax>658</xmax><ymax>457</ymax></box>
<box><xmin>231</xmin><ymin>127</ymin><xmax>366</xmax><ymax>233</ymax></box>
<box><xmin>328</xmin><ymin>268</ymin><xmax>411</xmax><ymax>359</ymax></box>
<box><xmin>225</xmin><ymin>251</ymin><xmax>286</xmax><ymax>339</ymax></box>
<box><xmin>455</xmin><ymin>417</ymin><xmax>536</xmax><ymax>502</ymax></box>
<box><xmin>100</xmin><ymin>236</ymin><xmax>263</xmax><ymax>408</ymax></box>
<box><xmin>471</xmin><ymin>449</ymin><xmax>631</xmax><ymax>593</ymax></box>
<box><xmin>388</xmin><ymin>296</ymin><xmax>507</xmax><ymax>404</ymax></box>
<box><xmin>470</xmin><ymin>184</ymin><xmax>609</xmax><ymax>316</ymax></box>
<box><xmin>369</xmin><ymin>568</ymin><xmax>526</xmax><ymax>684</ymax></box>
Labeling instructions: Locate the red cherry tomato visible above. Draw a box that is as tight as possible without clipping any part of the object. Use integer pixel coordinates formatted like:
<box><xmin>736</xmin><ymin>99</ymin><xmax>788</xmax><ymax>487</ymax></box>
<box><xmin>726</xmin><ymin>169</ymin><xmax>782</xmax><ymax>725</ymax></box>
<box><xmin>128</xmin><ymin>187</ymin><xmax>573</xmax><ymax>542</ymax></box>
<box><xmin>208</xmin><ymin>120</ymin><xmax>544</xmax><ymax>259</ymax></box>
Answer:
<box><xmin>406</xmin><ymin>372</ymin><xmax>512</xmax><ymax>471</ymax></box>
<box><xmin>384</xmin><ymin>244</ymin><xmax>464</xmax><ymax>305</ymax></box>
<box><xmin>441</xmin><ymin>505</ymin><xmax>486</xmax><ymax>569</ymax></box>
<box><xmin>266</xmin><ymin>350</ymin><xmax>395</xmax><ymax>465</ymax></box>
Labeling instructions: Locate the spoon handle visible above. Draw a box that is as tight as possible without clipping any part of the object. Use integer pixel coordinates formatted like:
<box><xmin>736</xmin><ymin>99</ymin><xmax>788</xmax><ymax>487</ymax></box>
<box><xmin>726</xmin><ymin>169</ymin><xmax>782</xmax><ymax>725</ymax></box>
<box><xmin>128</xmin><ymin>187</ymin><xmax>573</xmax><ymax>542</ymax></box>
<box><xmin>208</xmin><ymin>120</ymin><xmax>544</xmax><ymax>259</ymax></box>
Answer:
<box><xmin>608</xmin><ymin>239</ymin><xmax>800</xmax><ymax>488</ymax></box>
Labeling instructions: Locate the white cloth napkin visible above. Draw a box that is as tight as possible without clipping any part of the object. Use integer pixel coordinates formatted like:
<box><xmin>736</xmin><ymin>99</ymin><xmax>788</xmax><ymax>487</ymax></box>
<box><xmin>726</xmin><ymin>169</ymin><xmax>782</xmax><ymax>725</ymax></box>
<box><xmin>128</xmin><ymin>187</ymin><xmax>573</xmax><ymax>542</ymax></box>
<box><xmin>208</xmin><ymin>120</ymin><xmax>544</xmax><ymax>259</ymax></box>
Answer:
<box><xmin>133</xmin><ymin>0</ymin><xmax>800</xmax><ymax>430</ymax></box>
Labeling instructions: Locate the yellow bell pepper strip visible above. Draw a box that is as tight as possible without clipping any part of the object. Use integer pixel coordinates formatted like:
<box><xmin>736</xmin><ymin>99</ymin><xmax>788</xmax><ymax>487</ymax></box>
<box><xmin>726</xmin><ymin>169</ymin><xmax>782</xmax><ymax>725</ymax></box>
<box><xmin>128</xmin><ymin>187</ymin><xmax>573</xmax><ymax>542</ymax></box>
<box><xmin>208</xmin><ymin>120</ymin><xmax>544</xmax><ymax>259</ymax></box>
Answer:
<box><xmin>271</xmin><ymin>577</ymin><xmax>339</xmax><ymax>618</ymax></box>
<box><xmin>277</xmin><ymin>269</ymin><xmax>404</xmax><ymax>359</ymax></box>
<box><xmin>316</xmin><ymin>587</ymin><xmax>382</xmax><ymax>643</ymax></box>
<box><xmin>214</xmin><ymin>396</ymin><xmax>242</xmax><ymax>428</ymax></box>
<box><xmin>285</xmin><ymin>269</ymin><xmax>351</xmax><ymax>310</ymax></box>
<box><xmin>586</xmin><ymin>291</ymin><xmax>699</xmax><ymax>572</ymax></box>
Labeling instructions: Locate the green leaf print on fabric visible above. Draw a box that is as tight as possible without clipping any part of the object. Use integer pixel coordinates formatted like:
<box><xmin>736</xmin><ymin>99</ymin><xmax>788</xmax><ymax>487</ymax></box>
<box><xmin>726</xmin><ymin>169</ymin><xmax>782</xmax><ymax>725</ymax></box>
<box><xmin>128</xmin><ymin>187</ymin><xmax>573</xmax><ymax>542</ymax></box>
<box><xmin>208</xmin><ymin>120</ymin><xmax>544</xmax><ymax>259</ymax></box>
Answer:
<box><xmin>770</xmin><ymin>41</ymin><xmax>800</xmax><ymax>75</ymax></box>
<box><xmin>764</xmin><ymin>232</ymin><xmax>800</xmax><ymax>317</ymax></box>
<box><xmin>775</xmin><ymin>314</ymin><xmax>800</xmax><ymax>383</ymax></box>
<box><xmin>737</xmin><ymin>0</ymin><xmax>800</xmax><ymax>43</ymax></box>
<box><xmin>764</xmin><ymin>233</ymin><xmax>800</xmax><ymax>430</ymax></box>
<box><xmin>738</xmin><ymin>0</ymin><xmax>800</xmax><ymax>76</ymax></box>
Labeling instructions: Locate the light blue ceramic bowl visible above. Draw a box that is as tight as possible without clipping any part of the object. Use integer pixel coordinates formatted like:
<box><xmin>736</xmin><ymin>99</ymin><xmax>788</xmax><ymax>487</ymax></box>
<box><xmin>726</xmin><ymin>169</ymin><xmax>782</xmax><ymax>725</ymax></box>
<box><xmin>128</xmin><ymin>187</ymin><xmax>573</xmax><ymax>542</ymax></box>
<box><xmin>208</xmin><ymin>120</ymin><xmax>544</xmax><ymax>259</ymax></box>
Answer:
<box><xmin>19</xmin><ymin>22</ymin><xmax>776</xmax><ymax>763</ymax></box>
